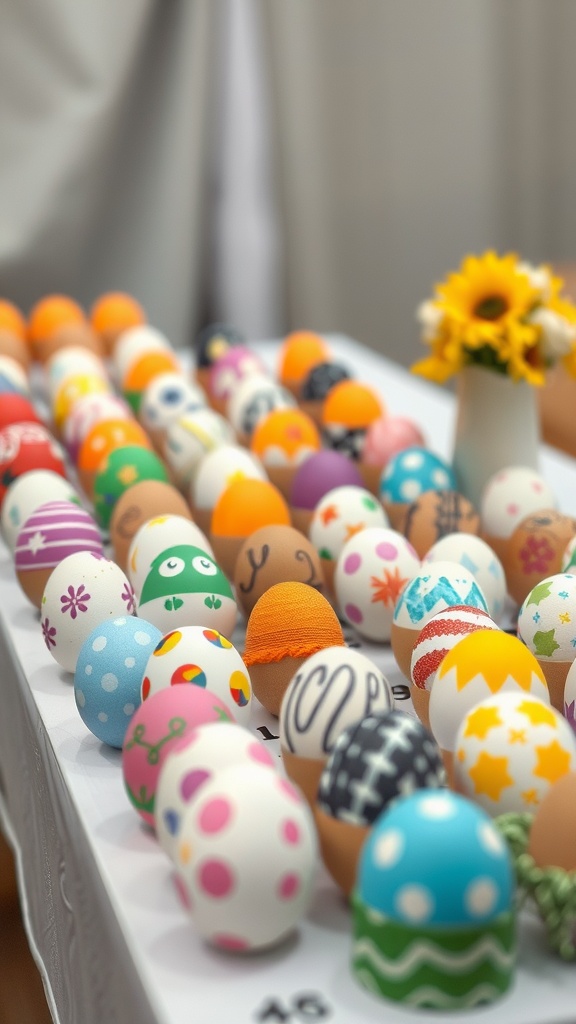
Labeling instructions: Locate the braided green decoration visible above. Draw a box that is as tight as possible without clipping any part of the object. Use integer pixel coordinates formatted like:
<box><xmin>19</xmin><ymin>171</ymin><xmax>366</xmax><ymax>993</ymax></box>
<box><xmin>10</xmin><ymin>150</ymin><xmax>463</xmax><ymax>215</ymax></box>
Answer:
<box><xmin>495</xmin><ymin>812</ymin><xmax>576</xmax><ymax>961</ymax></box>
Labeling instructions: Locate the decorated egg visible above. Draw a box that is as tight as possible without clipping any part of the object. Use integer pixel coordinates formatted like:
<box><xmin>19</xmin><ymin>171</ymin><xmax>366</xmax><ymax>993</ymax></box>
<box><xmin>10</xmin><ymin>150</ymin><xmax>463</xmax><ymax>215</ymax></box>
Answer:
<box><xmin>92</xmin><ymin>444</ymin><xmax>169</xmax><ymax>530</ymax></box>
<box><xmin>454</xmin><ymin>691</ymin><xmax>576</xmax><ymax>816</ymax></box>
<box><xmin>15</xmin><ymin>499</ymin><xmax>104</xmax><ymax>607</ymax></box>
<box><xmin>121</xmin><ymin>349</ymin><xmax>182</xmax><ymax>414</ymax></box>
<box><xmin>112</xmin><ymin>324</ymin><xmax>173</xmax><ymax>386</ymax></box>
<box><xmin>517</xmin><ymin>573</ymin><xmax>576</xmax><ymax>712</ymax></box>
<box><xmin>28</xmin><ymin>294</ymin><xmax>86</xmax><ymax>362</ymax></box>
<box><xmin>162</xmin><ymin>407</ymin><xmax>234</xmax><ymax>489</ymax></box>
<box><xmin>127</xmin><ymin>514</ymin><xmax>213</xmax><ymax>598</ymax></box>
<box><xmin>74</xmin><ymin>615</ymin><xmax>162</xmax><ymax>747</ymax></box>
<box><xmin>45</xmin><ymin>346</ymin><xmax>107</xmax><ymax>402</ymax></box>
<box><xmin>243</xmin><ymin>581</ymin><xmax>346</xmax><ymax>718</ymax></box>
<box><xmin>289</xmin><ymin>451</ymin><xmax>364</xmax><ymax>536</ymax></box>
<box><xmin>140</xmin><ymin>625</ymin><xmax>251</xmax><ymax>724</ymax></box>
<box><xmin>122</xmin><ymin>684</ymin><xmax>233</xmax><ymax>826</ymax></box>
<box><xmin>41</xmin><ymin>552</ymin><xmax>136</xmax><ymax>673</ymax></box>
<box><xmin>136</xmin><ymin>544</ymin><xmax>237</xmax><ymax>636</ymax></box>
<box><xmin>400</xmin><ymin>489</ymin><xmax>481</xmax><ymax>559</ymax></box>
<box><xmin>562</xmin><ymin>534</ymin><xmax>576</xmax><ymax>573</ymax></box>
<box><xmin>52</xmin><ymin>372</ymin><xmax>110</xmax><ymax>433</ymax></box>
<box><xmin>109</xmin><ymin>479</ymin><xmax>192</xmax><ymax>572</ymax></box>
<box><xmin>189</xmin><ymin>443</ymin><xmax>267</xmax><ymax>533</ymax></box>
<box><xmin>564</xmin><ymin>661</ymin><xmax>576</xmax><ymax>734</ymax></box>
<box><xmin>77</xmin><ymin>418</ymin><xmax>152</xmax><ymax>497</ymax></box>
<box><xmin>410</xmin><ymin>606</ymin><xmax>500</xmax><ymax>728</ymax></box>
<box><xmin>1</xmin><ymin>469</ymin><xmax>80</xmax><ymax>553</ymax></box>
<box><xmin>429</xmin><ymin>629</ymin><xmax>550</xmax><ymax>782</ymax></box>
<box><xmin>90</xmin><ymin>291</ymin><xmax>146</xmax><ymax>354</ymax></box>
<box><xmin>423</xmin><ymin>532</ymin><xmax>507</xmax><ymax>624</ymax></box>
<box><xmin>194</xmin><ymin>321</ymin><xmax>244</xmax><ymax>389</ymax></box>
<box><xmin>139</xmin><ymin>371</ymin><xmax>207</xmax><ymax>446</ymax></box>
<box><xmin>156</xmin><ymin>721</ymin><xmax>276</xmax><ymax>861</ymax></box>
<box><xmin>209</xmin><ymin>477</ymin><xmax>291</xmax><ymax>579</ymax></box>
<box><xmin>315</xmin><ymin>711</ymin><xmax>444</xmax><ymax>895</ymax></box>
<box><xmin>390</xmin><ymin>560</ymin><xmax>488</xmax><ymax>680</ymax></box>
<box><xmin>0</xmin><ymin>422</ymin><xmax>67</xmax><ymax>507</ymax></box>
<box><xmin>0</xmin><ymin>394</ymin><xmax>41</xmax><ymax>431</ymax></box>
<box><xmin>0</xmin><ymin>355</ymin><xmax>29</xmax><ymax>396</ymax></box>
<box><xmin>279</xmin><ymin>646</ymin><xmax>393</xmax><ymax>804</ymax></box>
<box><xmin>226</xmin><ymin>373</ymin><xmax>296</xmax><ymax>444</ymax></box>
<box><xmin>207</xmin><ymin>345</ymin><xmax>267</xmax><ymax>412</ymax></box>
<box><xmin>62</xmin><ymin>392</ymin><xmax>132</xmax><ymax>463</ymax></box>
<box><xmin>309</xmin><ymin>485</ymin><xmax>389</xmax><ymax>592</ymax></box>
<box><xmin>299</xmin><ymin>360</ymin><xmax>351</xmax><ymax>426</ymax></box>
<box><xmin>360</xmin><ymin>414</ymin><xmax>426</xmax><ymax>489</ymax></box>
<box><xmin>321</xmin><ymin>380</ymin><xmax>384</xmax><ymax>460</ymax></box>
<box><xmin>480</xmin><ymin>466</ymin><xmax>557</xmax><ymax>541</ymax></box>
<box><xmin>234</xmin><ymin>524</ymin><xmax>325</xmax><ymax>619</ymax></box>
<box><xmin>352</xmin><ymin>790</ymin><xmax>515</xmax><ymax>1009</ymax></box>
<box><xmin>504</xmin><ymin>509</ymin><xmax>576</xmax><ymax>608</ymax></box>
<box><xmin>174</xmin><ymin>763</ymin><xmax>317</xmax><ymax>951</ymax></box>
<box><xmin>278</xmin><ymin>329</ymin><xmax>331</xmax><ymax>399</ymax></box>
<box><xmin>334</xmin><ymin>527</ymin><xmax>421</xmax><ymax>643</ymax></box>
<box><xmin>249</xmin><ymin>407</ymin><xmax>322</xmax><ymax>499</ymax></box>
<box><xmin>41</xmin><ymin>319</ymin><xmax>102</xmax><ymax>360</ymax></box>
<box><xmin>380</xmin><ymin>445</ymin><xmax>456</xmax><ymax>516</ymax></box>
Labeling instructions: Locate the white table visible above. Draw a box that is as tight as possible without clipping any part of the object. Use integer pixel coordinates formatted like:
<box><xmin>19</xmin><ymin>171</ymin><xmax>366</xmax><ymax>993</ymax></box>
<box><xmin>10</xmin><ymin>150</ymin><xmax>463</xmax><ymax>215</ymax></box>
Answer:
<box><xmin>1</xmin><ymin>336</ymin><xmax>576</xmax><ymax>1024</ymax></box>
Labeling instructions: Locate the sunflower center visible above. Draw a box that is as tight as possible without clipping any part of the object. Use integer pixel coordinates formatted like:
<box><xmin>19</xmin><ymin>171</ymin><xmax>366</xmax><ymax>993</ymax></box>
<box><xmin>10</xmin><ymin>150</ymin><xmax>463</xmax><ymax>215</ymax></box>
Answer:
<box><xmin>473</xmin><ymin>294</ymin><xmax>508</xmax><ymax>321</ymax></box>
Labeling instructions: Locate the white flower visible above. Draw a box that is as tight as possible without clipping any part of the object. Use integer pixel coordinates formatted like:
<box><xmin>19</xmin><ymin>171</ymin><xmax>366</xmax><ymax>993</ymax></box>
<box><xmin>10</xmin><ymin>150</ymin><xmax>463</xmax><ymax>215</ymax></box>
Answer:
<box><xmin>517</xmin><ymin>261</ymin><xmax>553</xmax><ymax>300</ymax></box>
<box><xmin>530</xmin><ymin>306</ymin><xmax>576</xmax><ymax>359</ymax></box>
<box><xmin>417</xmin><ymin>300</ymin><xmax>443</xmax><ymax>342</ymax></box>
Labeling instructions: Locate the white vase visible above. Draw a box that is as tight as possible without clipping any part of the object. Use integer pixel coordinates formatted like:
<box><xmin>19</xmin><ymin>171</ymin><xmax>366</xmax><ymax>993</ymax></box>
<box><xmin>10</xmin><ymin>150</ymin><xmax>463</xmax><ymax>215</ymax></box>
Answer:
<box><xmin>452</xmin><ymin>365</ymin><xmax>541</xmax><ymax>509</ymax></box>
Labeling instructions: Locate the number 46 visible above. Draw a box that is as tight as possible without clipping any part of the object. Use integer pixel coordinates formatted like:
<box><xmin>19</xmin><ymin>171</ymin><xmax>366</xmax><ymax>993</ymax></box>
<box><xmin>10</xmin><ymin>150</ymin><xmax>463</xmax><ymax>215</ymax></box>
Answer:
<box><xmin>254</xmin><ymin>991</ymin><xmax>332</xmax><ymax>1022</ymax></box>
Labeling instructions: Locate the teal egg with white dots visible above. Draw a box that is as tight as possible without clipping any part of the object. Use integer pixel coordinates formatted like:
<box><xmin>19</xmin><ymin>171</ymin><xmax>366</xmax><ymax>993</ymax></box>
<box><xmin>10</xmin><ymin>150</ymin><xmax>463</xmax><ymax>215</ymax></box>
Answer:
<box><xmin>74</xmin><ymin>616</ymin><xmax>162</xmax><ymax>747</ymax></box>
<box><xmin>380</xmin><ymin>446</ymin><xmax>456</xmax><ymax>505</ymax></box>
<box><xmin>352</xmin><ymin>790</ymin><xmax>516</xmax><ymax>1009</ymax></box>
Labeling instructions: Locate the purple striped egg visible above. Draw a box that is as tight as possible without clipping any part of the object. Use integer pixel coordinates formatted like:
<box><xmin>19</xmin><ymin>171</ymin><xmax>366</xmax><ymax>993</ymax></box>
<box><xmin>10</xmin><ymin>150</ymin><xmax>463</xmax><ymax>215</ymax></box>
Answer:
<box><xmin>15</xmin><ymin>499</ymin><xmax>104</xmax><ymax>608</ymax></box>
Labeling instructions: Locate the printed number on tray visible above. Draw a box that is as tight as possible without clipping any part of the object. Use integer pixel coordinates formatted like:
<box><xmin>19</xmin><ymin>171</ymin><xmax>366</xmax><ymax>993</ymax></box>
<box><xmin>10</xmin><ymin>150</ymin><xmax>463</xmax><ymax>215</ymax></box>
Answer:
<box><xmin>254</xmin><ymin>991</ymin><xmax>332</xmax><ymax>1022</ymax></box>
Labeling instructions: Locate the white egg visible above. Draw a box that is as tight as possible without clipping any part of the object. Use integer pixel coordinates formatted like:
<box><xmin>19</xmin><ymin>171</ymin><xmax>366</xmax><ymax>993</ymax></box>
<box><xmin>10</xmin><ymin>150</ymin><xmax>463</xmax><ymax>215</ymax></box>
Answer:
<box><xmin>1</xmin><ymin>469</ymin><xmax>81</xmax><ymax>553</ymax></box>
<box><xmin>480</xmin><ymin>466</ymin><xmax>557</xmax><ymax>539</ymax></box>
<box><xmin>162</xmin><ymin>408</ymin><xmax>234</xmax><ymax>488</ymax></box>
<box><xmin>423</xmin><ymin>533</ymin><xmax>507</xmax><ymax>623</ymax></box>
<box><xmin>127</xmin><ymin>514</ymin><xmax>213</xmax><ymax>597</ymax></box>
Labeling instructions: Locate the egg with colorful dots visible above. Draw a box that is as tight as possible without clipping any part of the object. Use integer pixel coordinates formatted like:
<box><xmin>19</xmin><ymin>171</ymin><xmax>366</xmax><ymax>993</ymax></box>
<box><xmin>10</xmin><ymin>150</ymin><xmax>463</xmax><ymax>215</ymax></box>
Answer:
<box><xmin>233</xmin><ymin>524</ymin><xmax>325</xmax><ymax>619</ymax></box>
<box><xmin>209</xmin><ymin>477</ymin><xmax>291</xmax><ymax>580</ymax></box>
<box><xmin>121</xmin><ymin>684</ymin><xmax>234</xmax><ymax>827</ymax></box>
<box><xmin>390</xmin><ymin>560</ymin><xmax>488</xmax><ymax>680</ymax></box>
<box><xmin>156</xmin><ymin>721</ymin><xmax>276</xmax><ymax>861</ymax></box>
<box><xmin>92</xmin><ymin>444</ymin><xmax>169</xmax><ymax>530</ymax></box>
<box><xmin>517</xmin><ymin>573</ymin><xmax>576</xmax><ymax>712</ymax></box>
<box><xmin>136</xmin><ymin>544</ymin><xmax>237</xmax><ymax>636</ymax></box>
<box><xmin>352</xmin><ymin>790</ymin><xmax>516</xmax><ymax>1010</ymax></box>
<box><xmin>334</xmin><ymin>527</ymin><xmax>421</xmax><ymax>643</ymax></box>
<box><xmin>321</xmin><ymin>380</ymin><xmax>384</xmax><ymax>460</ymax></box>
<box><xmin>249</xmin><ymin>407</ymin><xmax>322</xmax><ymax>500</ymax></box>
<box><xmin>278</xmin><ymin>329</ymin><xmax>331</xmax><ymax>399</ymax></box>
<box><xmin>127</xmin><ymin>514</ymin><xmax>213</xmax><ymax>599</ymax></box>
<box><xmin>162</xmin><ymin>407</ymin><xmax>234</xmax><ymax>490</ymax></box>
<box><xmin>226</xmin><ymin>374</ymin><xmax>296</xmax><ymax>446</ymax></box>
<box><xmin>15</xmin><ymin>499</ymin><xmax>104</xmax><ymax>608</ymax></box>
<box><xmin>289</xmin><ymin>450</ymin><xmax>364</xmax><ymax>536</ymax></box>
<box><xmin>74</xmin><ymin>615</ymin><xmax>162</xmax><ymax>747</ymax></box>
<box><xmin>429</xmin><ymin>629</ymin><xmax>550</xmax><ymax>785</ymax></box>
<box><xmin>0</xmin><ymin>422</ymin><xmax>67</xmax><ymax>507</ymax></box>
<box><xmin>174</xmin><ymin>763</ymin><xmax>317</xmax><ymax>951</ymax></box>
<box><xmin>410</xmin><ymin>606</ymin><xmax>500</xmax><ymax>729</ymax></box>
<box><xmin>454</xmin><ymin>691</ymin><xmax>576</xmax><ymax>817</ymax></box>
<box><xmin>309</xmin><ymin>485</ymin><xmax>389</xmax><ymax>593</ymax></box>
<box><xmin>140</xmin><ymin>625</ymin><xmax>252</xmax><ymax>724</ymax></box>
<box><xmin>423</xmin><ymin>533</ymin><xmax>507</xmax><ymax>624</ymax></box>
<box><xmin>379</xmin><ymin>446</ymin><xmax>456</xmax><ymax>531</ymax></box>
<box><xmin>189</xmin><ymin>443</ymin><xmax>267</xmax><ymax>534</ymax></box>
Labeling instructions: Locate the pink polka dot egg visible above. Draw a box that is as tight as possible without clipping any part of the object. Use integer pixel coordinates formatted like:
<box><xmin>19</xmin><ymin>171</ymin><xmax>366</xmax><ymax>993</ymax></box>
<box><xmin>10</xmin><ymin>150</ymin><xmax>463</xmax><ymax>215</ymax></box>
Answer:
<box><xmin>122</xmin><ymin>684</ymin><xmax>234</xmax><ymax>827</ymax></box>
<box><xmin>156</xmin><ymin>720</ymin><xmax>276</xmax><ymax>861</ymax></box>
<box><xmin>174</xmin><ymin>763</ymin><xmax>317</xmax><ymax>951</ymax></box>
<box><xmin>480</xmin><ymin>466</ymin><xmax>557</xmax><ymax>540</ymax></box>
<box><xmin>140</xmin><ymin>626</ymin><xmax>252</xmax><ymax>725</ymax></box>
<box><xmin>333</xmin><ymin>527</ymin><xmax>421</xmax><ymax>641</ymax></box>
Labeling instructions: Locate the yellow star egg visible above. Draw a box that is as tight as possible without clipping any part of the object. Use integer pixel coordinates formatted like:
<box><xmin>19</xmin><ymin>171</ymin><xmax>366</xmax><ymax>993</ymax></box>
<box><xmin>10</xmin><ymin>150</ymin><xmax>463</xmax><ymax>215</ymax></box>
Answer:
<box><xmin>454</xmin><ymin>691</ymin><xmax>576</xmax><ymax>816</ymax></box>
<box><xmin>428</xmin><ymin>629</ymin><xmax>550</xmax><ymax>757</ymax></box>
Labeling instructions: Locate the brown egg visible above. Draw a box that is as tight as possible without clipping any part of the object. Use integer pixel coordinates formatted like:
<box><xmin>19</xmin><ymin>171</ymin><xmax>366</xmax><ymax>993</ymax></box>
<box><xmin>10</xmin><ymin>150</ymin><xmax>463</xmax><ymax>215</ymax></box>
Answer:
<box><xmin>242</xmin><ymin>581</ymin><xmax>345</xmax><ymax>716</ymax></box>
<box><xmin>209</xmin><ymin>477</ymin><xmax>291</xmax><ymax>580</ymax></box>
<box><xmin>234</xmin><ymin>524</ymin><xmax>326</xmax><ymax>619</ymax></box>
<box><xmin>109</xmin><ymin>478</ymin><xmax>193</xmax><ymax>571</ymax></box>
<box><xmin>504</xmin><ymin>509</ymin><xmax>576</xmax><ymax>607</ymax></box>
<box><xmin>0</xmin><ymin>329</ymin><xmax>31</xmax><ymax>370</ymax></box>
<box><xmin>401</xmin><ymin>489</ymin><xmax>480</xmax><ymax>559</ymax></box>
<box><xmin>528</xmin><ymin>771</ymin><xmax>576</xmax><ymax>872</ymax></box>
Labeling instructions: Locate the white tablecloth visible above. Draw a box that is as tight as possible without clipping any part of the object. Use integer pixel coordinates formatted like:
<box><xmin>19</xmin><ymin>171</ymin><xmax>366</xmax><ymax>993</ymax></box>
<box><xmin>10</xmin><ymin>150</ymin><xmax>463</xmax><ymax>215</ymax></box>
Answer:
<box><xmin>1</xmin><ymin>336</ymin><xmax>576</xmax><ymax>1024</ymax></box>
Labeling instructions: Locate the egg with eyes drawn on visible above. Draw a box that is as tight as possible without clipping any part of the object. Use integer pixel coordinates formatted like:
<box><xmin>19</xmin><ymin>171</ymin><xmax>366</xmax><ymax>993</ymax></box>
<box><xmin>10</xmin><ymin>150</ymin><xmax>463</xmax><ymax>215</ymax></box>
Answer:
<box><xmin>136</xmin><ymin>544</ymin><xmax>237</xmax><ymax>635</ymax></box>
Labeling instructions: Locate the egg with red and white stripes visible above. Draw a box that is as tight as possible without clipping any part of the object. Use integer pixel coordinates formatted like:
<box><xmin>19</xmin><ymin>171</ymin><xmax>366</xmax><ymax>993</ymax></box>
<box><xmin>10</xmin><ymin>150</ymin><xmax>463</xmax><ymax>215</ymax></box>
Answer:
<box><xmin>15</xmin><ymin>499</ymin><xmax>104</xmax><ymax>607</ymax></box>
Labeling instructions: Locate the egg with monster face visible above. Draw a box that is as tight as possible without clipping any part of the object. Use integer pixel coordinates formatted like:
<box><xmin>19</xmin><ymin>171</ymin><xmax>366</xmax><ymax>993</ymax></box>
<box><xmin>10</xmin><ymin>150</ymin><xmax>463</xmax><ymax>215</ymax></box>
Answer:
<box><xmin>136</xmin><ymin>544</ymin><xmax>237</xmax><ymax>635</ymax></box>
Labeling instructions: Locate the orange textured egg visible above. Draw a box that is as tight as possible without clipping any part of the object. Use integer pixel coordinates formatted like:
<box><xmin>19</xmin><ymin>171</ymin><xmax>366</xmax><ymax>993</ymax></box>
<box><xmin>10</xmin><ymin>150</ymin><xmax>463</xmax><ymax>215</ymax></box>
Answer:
<box><xmin>278</xmin><ymin>331</ymin><xmax>331</xmax><ymax>397</ymax></box>
<box><xmin>243</xmin><ymin>580</ymin><xmax>345</xmax><ymax>716</ymax></box>
<box><xmin>90</xmin><ymin>292</ymin><xmax>146</xmax><ymax>353</ymax></box>
<box><xmin>322</xmin><ymin>380</ymin><xmax>384</xmax><ymax>431</ymax></box>
<box><xmin>28</xmin><ymin>295</ymin><xmax>86</xmax><ymax>359</ymax></box>
<box><xmin>210</xmin><ymin>477</ymin><xmax>291</xmax><ymax>579</ymax></box>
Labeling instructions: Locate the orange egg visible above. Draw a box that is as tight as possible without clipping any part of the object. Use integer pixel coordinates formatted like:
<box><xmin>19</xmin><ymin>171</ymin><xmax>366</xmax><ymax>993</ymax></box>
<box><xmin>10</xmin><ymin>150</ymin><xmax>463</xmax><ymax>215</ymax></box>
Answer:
<box><xmin>90</xmin><ymin>292</ymin><xmax>146</xmax><ymax>353</ymax></box>
<box><xmin>122</xmin><ymin>350</ymin><xmax>181</xmax><ymax>413</ymax></box>
<box><xmin>322</xmin><ymin>379</ymin><xmax>384</xmax><ymax>430</ymax></box>
<box><xmin>250</xmin><ymin>408</ymin><xmax>321</xmax><ymax>464</ymax></box>
<box><xmin>278</xmin><ymin>330</ymin><xmax>331</xmax><ymax>397</ymax></box>
<box><xmin>77</xmin><ymin>418</ymin><xmax>152</xmax><ymax>496</ymax></box>
<box><xmin>28</xmin><ymin>295</ymin><xmax>86</xmax><ymax>359</ymax></box>
<box><xmin>0</xmin><ymin>299</ymin><xmax>27</xmax><ymax>339</ymax></box>
<box><xmin>210</xmin><ymin>477</ymin><xmax>291</xmax><ymax>579</ymax></box>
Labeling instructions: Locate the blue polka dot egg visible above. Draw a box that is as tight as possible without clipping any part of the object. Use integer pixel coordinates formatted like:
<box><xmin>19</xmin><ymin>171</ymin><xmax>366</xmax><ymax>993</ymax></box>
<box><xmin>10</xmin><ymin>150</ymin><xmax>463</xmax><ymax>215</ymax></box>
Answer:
<box><xmin>74</xmin><ymin>616</ymin><xmax>163</xmax><ymax>748</ymax></box>
<box><xmin>351</xmin><ymin>790</ymin><xmax>516</xmax><ymax>1010</ymax></box>
<box><xmin>380</xmin><ymin>446</ymin><xmax>456</xmax><ymax>505</ymax></box>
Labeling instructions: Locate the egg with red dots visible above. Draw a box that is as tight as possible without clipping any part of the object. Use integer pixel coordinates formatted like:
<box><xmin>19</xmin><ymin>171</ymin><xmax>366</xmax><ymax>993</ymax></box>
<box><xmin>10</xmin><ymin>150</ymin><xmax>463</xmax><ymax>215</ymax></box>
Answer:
<box><xmin>74</xmin><ymin>615</ymin><xmax>162</xmax><ymax>748</ymax></box>
<box><xmin>174</xmin><ymin>763</ymin><xmax>317</xmax><ymax>951</ymax></box>
<box><xmin>41</xmin><ymin>551</ymin><xmax>137</xmax><ymax>673</ymax></box>
<box><xmin>141</xmin><ymin>625</ymin><xmax>252</xmax><ymax>724</ymax></box>
<box><xmin>156</xmin><ymin>720</ymin><xmax>276</xmax><ymax>861</ymax></box>
<box><xmin>334</xmin><ymin>527</ymin><xmax>421</xmax><ymax>641</ymax></box>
